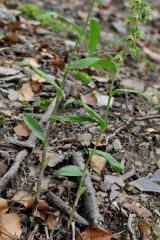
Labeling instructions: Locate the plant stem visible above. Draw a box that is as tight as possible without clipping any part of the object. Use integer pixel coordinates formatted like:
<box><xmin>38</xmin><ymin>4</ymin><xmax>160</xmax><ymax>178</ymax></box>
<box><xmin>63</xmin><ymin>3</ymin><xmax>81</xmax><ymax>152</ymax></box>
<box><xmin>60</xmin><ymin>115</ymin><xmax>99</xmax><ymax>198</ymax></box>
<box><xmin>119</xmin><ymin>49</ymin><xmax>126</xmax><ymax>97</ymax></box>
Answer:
<box><xmin>34</xmin><ymin>0</ymin><xmax>95</xmax><ymax>211</ymax></box>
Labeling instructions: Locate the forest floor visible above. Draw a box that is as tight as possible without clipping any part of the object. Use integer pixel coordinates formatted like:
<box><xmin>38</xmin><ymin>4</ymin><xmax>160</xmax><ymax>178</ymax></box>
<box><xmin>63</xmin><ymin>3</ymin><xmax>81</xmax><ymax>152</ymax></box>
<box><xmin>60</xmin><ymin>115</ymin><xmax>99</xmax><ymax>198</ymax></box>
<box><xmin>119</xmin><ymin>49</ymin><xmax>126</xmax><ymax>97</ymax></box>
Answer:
<box><xmin>0</xmin><ymin>0</ymin><xmax>160</xmax><ymax>239</ymax></box>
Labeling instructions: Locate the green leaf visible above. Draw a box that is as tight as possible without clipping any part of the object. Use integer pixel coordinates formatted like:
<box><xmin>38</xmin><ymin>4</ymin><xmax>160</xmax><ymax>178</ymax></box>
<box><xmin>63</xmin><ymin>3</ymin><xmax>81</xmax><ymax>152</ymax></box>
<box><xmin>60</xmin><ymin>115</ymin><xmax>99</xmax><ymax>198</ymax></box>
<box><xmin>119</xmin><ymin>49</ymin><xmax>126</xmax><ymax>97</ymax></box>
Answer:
<box><xmin>77</xmin><ymin>186</ymin><xmax>87</xmax><ymax>197</ymax></box>
<box><xmin>112</xmin><ymin>88</ymin><xmax>152</xmax><ymax>102</ymax></box>
<box><xmin>99</xmin><ymin>0</ymin><xmax>105</xmax><ymax>6</ymax></box>
<box><xmin>19</xmin><ymin>61</ymin><xmax>64</xmax><ymax>98</ymax></box>
<box><xmin>90</xmin><ymin>149</ymin><xmax>124</xmax><ymax>172</ymax></box>
<box><xmin>82</xmin><ymin>103</ymin><xmax>107</xmax><ymax>131</ymax></box>
<box><xmin>51</xmin><ymin>115</ymin><xmax>98</xmax><ymax>124</ymax></box>
<box><xmin>54</xmin><ymin>165</ymin><xmax>86</xmax><ymax>177</ymax></box>
<box><xmin>37</xmin><ymin>12</ymin><xmax>82</xmax><ymax>36</ymax></box>
<box><xmin>89</xmin><ymin>18</ymin><xmax>100</xmax><ymax>56</ymax></box>
<box><xmin>70</xmin><ymin>57</ymin><xmax>117</xmax><ymax>73</ymax></box>
<box><xmin>23</xmin><ymin>113</ymin><xmax>45</xmax><ymax>141</ymax></box>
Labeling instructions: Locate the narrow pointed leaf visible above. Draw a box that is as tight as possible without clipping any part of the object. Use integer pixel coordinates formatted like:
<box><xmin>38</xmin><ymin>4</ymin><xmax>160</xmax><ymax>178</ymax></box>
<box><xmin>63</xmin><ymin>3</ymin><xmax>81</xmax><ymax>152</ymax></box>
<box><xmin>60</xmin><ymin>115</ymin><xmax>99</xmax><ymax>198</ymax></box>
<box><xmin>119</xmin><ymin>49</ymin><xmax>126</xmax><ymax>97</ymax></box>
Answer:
<box><xmin>70</xmin><ymin>57</ymin><xmax>117</xmax><ymax>73</ymax></box>
<box><xmin>51</xmin><ymin>115</ymin><xmax>98</xmax><ymax>124</ymax></box>
<box><xmin>37</xmin><ymin>12</ymin><xmax>82</xmax><ymax>36</ymax></box>
<box><xmin>90</xmin><ymin>149</ymin><xmax>124</xmax><ymax>172</ymax></box>
<box><xmin>89</xmin><ymin>18</ymin><xmax>100</xmax><ymax>56</ymax></box>
<box><xmin>54</xmin><ymin>165</ymin><xmax>86</xmax><ymax>177</ymax></box>
<box><xmin>19</xmin><ymin>61</ymin><xmax>64</xmax><ymax>98</ymax></box>
<box><xmin>23</xmin><ymin>113</ymin><xmax>45</xmax><ymax>141</ymax></box>
<box><xmin>83</xmin><ymin>103</ymin><xmax>107</xmax><ymax>131</ymax></box>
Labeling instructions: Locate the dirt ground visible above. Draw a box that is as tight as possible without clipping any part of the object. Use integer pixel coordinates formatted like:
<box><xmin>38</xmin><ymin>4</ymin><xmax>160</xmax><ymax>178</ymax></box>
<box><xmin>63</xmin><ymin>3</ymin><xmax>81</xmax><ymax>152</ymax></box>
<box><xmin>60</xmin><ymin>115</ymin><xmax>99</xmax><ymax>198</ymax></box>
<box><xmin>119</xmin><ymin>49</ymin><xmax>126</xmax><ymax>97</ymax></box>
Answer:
<box><xmin>0</xmin><ymin>0</ymin><xmax>160</xmax><ymax>239</ymax></box>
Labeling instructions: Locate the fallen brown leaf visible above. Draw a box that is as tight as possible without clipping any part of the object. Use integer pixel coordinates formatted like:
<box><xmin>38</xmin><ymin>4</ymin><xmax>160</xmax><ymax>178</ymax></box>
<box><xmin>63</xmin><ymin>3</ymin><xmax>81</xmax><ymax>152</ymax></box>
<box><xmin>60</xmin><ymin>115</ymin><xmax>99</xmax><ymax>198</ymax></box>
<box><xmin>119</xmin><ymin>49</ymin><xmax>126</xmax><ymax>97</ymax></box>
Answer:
<box><xmin>31</xmin><ymin>72</ymin><xmax>45</xmax><ymax>83</ymax></box>
<box><xmin>0</xmin><ymin>198</ymin><xmax>8</xmax><ymax>214</ymax></box>
<box><xmin>76</xmin><ymin>227</ymin><xmax>113</xmax><ymax>240</ymax></box>
<box><xmin>12</xmin><ymin>191</ymin><xmax>34</xmax><ymax>209</ymax></box>
<box><xmin>81</xmin><ymin>91</ymin><xmax>97</xmax><ymax>107</ymax></box>
<box><xmin>31</xmin><ymin>81</ymin><xmax>41</xmax><ymax>94</ymax></box>
<box><xmin>36</xmin><ymin>151</ymin><xmax>64</xmax><ymax>168</ymax></box>
<box><xmin>52</xmin><ymin>58</ymin><xmax>65</xmax><ymax>68</ymax></box>
<box><xmin>14</xmin><ymin>123</ymin><xmax>31</xmax><ymax>137</ymax></box>
<box><xmin>18</xmin><ymin>81</ymin><xmax>34</xmax><ymax>101</ymax></box>
<box><xmin>24</xmin><ymin>57</ymin><xmax>40</xmax><ymax>68</ymax></box>
<box><xmin>139</xmin><ymin>222</ymin><xmax>151</xmax><ymax>240</ymax></box>
<box><xmin>0</xmin><ymin>213</ymin><xmax>22</xmax><ymax>240</ymax></box>
<box><xmin>90</xmin><ymin>154</ymin><xmax>106</xmax><ymax>174</ymax></box>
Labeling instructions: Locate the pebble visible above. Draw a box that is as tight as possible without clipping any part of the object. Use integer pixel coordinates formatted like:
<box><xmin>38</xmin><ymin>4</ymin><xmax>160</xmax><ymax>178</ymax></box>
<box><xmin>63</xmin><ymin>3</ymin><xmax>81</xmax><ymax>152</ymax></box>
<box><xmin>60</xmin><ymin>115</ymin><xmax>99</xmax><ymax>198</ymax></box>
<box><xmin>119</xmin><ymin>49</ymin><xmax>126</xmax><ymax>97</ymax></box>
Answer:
<box><xmin>112</xmin><ymin>139</ymin><xmax>122</xmax><ymax>151</ymax></box>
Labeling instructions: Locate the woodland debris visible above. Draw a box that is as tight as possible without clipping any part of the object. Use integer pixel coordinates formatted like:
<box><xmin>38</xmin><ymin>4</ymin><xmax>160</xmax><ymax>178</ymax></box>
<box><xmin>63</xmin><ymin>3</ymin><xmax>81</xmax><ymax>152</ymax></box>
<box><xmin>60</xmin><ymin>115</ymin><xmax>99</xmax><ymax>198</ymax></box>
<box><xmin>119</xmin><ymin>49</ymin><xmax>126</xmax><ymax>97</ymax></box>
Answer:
<box><xmin>90</xmin><ymin>154</ymin><xmax>106</xmax><ymax>175</ymax></box>
<box><xmin>129</xmin><ymin>175</ymin><xmax>160</xmax><ymax>193</ymax></box>
<box><xmin>46</xmin><ymin>191</ymin><xmax>89</xmax><ymax>226</ymax></box>
<box><xmin>73</xmin><ymin>151</ymin><xmax>103</xmax><ymax>226</ymax></box>
<box><xmin>0</xmin><ymin>213</ymin><xmax>22</xmax><ymax>240</ymax></box>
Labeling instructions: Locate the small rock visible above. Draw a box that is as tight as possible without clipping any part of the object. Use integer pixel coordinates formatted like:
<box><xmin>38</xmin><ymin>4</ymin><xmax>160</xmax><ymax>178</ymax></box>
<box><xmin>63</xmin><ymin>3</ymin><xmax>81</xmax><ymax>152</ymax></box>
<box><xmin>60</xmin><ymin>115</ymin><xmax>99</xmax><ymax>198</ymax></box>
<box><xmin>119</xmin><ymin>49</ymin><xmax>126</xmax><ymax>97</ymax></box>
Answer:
<box><xmin>112</xmin><ymin>139</ymin><xmax>122</xmax><ymax>151</ymax></box>
<box><xmin>8</xmin><ymin>89</ymin><xmax>18</xmax><ymax>101</ymax></box>
<box><xmin>132</xmin><ymin>126</ymin><xmax>141</xmax><ymax>135</ymax></box>
<box><xmin>155</xmin><ymin>148</ymin><xmax>160</xmax><ymax>155</ymax></box>
<box><xmin>157</xmin><ymin>160</ymin><xmax>160</xmax><ymax>168</ymax></box>
<box><xmin>78</xmin><ymin>133</ymin><xmax>92</xmax><ymax>146</ymax></box>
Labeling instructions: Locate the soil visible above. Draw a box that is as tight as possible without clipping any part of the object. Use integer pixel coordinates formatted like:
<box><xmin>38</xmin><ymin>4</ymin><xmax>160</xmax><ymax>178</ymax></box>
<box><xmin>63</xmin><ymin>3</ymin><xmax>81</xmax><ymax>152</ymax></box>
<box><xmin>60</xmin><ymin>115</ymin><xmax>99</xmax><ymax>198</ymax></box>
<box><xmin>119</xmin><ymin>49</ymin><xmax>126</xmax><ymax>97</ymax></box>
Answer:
<box><xmin>0</xmin><ymin>0</ymin><xmax>160</xmax><ymax>239</ymax></box>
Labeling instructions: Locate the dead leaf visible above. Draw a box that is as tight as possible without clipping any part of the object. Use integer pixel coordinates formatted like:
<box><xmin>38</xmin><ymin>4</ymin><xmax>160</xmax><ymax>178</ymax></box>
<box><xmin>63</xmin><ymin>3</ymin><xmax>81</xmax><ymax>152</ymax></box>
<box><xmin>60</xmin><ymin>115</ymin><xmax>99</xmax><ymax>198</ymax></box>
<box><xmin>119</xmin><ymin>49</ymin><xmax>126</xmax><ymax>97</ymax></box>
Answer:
<box><xmin>52</xmin><ymin>58</ymin><xmax>65</xmax><ymax>68</ymax></box>
<box><xmin>0</xmin><ymin>198</ymin><xmax>8</xmax><ymax>214</ymax></box>
<box><xmin>31</xmin><ymin>81</ymin><xmax>41</xmax><ymax>94</ymax></box>
<box><xmin>24</xmin><ymin>57</ymin><xmax>40</xmax><ymax>68</ymax></box>
<box><xmin>139</xmin><ymin>222</ymin><xmax>151</xmax><ymax>240</ymax></box>
<box><xmin>0</xmin><ymin>213</ymin><xmax>22</xmax><ymax>240</ymax></box>
<box><xmin>12</xmin><ymin>191</ymin><xmax>34</xmax><ymax>209</ymax></box>
<box><xmin>18</xmin><ymin>81</ymin><xmax>34</xmax><ymax>101</ymax></box>
<box><xmin>0</xmin><ymin>161</ymin><xmax>8</xmax><ymax>177</ymax></box>
<box><xmin>90</xmin><ymin>154</ymin><xmax>106</xmax><ymax>175</ymax></box>
<box><xmin>120</xmin><ymin>79</ymin><xmax>145</xmax><ymax>92</ymax></box>
<box><xmin>94</xmin><ymin>91</ymin><xmax>114</xmax><ymax>107</ymax></box>
<box><xmin>76</xmin><ymin>227</ymin><xmax>113</xmax><ymax>240</ymax></box>
<box><xmin>81</xmin><ymin>91</ymin><xmax>97</xmax><ymax>107</ymax></box>
<box><xmin>36</xmin><ymin>151</ymin><xmax>64</xmax><ymax>168</ymax></box>
<box><xmin>31</xmin><ymin>72</ymin><xmax>45</xmax><ymax>83</ymax></box>
<box><xmin>33</xmin><ymin>176</ymin><xmax>51</xmax><ymax>192</ymax></box>
<box><xmin>14</xmin><ymin>123</ymin><xmax>31</xmax><ymax>137</ymax></box>
<box><xmin>92</xmin><ymin>75</ymin><xmax>110</xmax><ymax>83</ymax></box>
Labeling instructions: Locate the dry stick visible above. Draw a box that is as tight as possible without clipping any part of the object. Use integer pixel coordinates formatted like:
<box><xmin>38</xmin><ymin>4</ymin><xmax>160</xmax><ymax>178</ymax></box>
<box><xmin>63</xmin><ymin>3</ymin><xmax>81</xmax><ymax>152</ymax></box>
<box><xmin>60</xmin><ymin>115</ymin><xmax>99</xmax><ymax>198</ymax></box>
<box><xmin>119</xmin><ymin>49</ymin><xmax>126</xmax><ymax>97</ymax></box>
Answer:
<box><xmin>68</xmin><ymin>74</ymin><xmax>118</xmax><ymax>227</ymax></box>
<box><xmin>128</xmin><ymin>214</ymin><xmax>137</xmax><ymax>240</ymax></box>
<box><xmin>35</xmin><ymin>0</ymin><xmax>96</xmax><ymax>210</ymax></box>
<box><xmin>72</xmin><ymin>151</ymin><xmax>102</xmax><ymax>226</ymax></box>
<box><xmin>0</xmin><ymin>98</ymin><xmax>56</xmax><ymax>194</ymax></box>
<box><xmin>46</xmin><ymin>191</ymin><xmax>89</xmax><ymax>226</ymax></box>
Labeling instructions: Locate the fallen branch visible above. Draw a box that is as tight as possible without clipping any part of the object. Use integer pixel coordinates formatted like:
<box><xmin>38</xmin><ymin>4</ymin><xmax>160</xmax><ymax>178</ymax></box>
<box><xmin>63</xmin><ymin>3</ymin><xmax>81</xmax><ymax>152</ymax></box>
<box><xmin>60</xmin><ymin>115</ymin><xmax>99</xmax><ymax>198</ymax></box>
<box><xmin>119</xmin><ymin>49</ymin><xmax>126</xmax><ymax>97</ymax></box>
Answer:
<box><xmin>72</xmin><ymin>151</ymin><xmax>102</xmax><ymax>226</ymax></box>
<box><xmin>128</xmin><ymin>214</ymin><xmax>137</xmax><ymax>240</ymax></box>
<box><xmin>0</xmin><ymin>98</ymin><xmax>56</xmax><ymax>194</ymax></box>
<box><xmin>46</xmin><ymin>191</ymin><xmax>89</xmax><ymax>226</ymax></box>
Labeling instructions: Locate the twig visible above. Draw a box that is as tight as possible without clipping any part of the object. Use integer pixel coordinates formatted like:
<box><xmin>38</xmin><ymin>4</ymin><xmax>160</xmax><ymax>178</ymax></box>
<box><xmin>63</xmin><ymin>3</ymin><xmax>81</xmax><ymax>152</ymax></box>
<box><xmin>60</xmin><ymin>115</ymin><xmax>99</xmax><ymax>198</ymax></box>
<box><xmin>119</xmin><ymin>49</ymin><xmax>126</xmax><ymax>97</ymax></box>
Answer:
<box><xmin>128</xmin><ymin>214</ymin><xmax>137</xmax><ymax>240</ymax></box>
<box><xmin>72</xmin><ymin>151</ymin><xmax>102</xmax><ymax>226</ymax></box>
<box><xmin>7</xmin><ymin>138</ymin><xmax>35</xmax><ymax>149</ymax></box>
<box><xmin>46</xmin><ymin>191</ymin><xmax>89</xmax><ymax>226</ymax></box>
<box><xmin>0</xmin><ymin>149</ymin><xmax>28</xmax><ymax>194</ymax></box>
<box><xmin>72</xmin><ymin>222</ymin><xmax>75</xmax><ymax>240</ymax></box>
<box><xmin>0</xmin><ymin>98</ymin><xmax>56</xmax><ymax>194</ymax></box>
<box><xmin>106</xmin><ymin>114</ymin><xmax>160</xmax><ymax>143</ymax></box>
<box><xmin>44</xmin><ymin>225</ymin><xmax>50</xmax><ymax>240</ymax></box>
